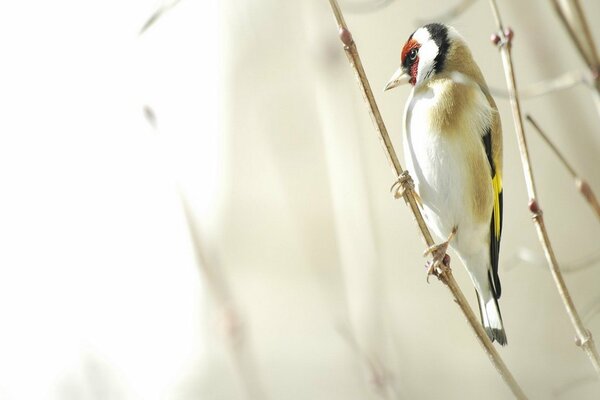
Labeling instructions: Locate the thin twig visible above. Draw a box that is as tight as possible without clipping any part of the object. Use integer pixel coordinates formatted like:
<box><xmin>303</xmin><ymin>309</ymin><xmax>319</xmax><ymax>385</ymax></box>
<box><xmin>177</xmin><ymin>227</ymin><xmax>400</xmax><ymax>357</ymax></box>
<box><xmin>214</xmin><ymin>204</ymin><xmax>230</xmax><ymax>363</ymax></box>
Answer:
<box><xmin>308</xmin><ymin>10</ymin><xmax>401</xmax><ymax>397</ymax></box>
<box><xmin>549</xmin><ymin>0</ymin><xmax>600</xmax><ymax>123</ymax></box>
<box><xmin>139</xmin><ymin>0</ymin><xmax>182</xmax><ymax>35</ymax></box>
<box><xmin>550</xmin><ymin>0</ymin><xmax>595</xmax><ymax>70</ymax></box>
<box><xmin>488</xmin><ymin>0</ymin><xmax>600</xmax><ymax>380</ymax></box>
<box><xmin>525</xmin><ymin>115</ymin><xmax>600</xmax><ymax>221</ymax></box>
<box><xmin>570</xmin><ymin>0</ymin><xmax>600</xmax><ymax>71</ymax></box>
<box><xmin>143</xmin><ymin>105</ymin><xmax>158</xmax><ymax>130</ymax></box>
<box><xmin>180</xmin><ymin>192</ymin><xmax>268</xmax><ymax>400</ymax></box>
<box><xmin>326</xmin><ymin>0</ymin><xmax>527</xmax><ymax>398</ymax></box>
<box><xmin>336</xmin><ymin>323</ymin><xmax>400</xmax><ymax>399</ymax></box>
<box><xmin>583</xmin><ymin>296</ymin><xmax>600</xmax><ymax>325</ymax></box>
<box><xmin>550</xmin><ymin>0</ymin><xmax>600</xmax><ymax>72</ymax></box>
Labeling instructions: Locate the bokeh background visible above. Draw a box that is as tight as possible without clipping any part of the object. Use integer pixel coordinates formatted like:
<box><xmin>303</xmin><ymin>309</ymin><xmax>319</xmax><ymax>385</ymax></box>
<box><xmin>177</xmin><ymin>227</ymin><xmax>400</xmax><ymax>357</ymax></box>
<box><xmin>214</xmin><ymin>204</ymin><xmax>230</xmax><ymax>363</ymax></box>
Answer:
<box><xmin>0</xmin><ymin>0</ymin><xmax>599</xmax><ymax>399</ymax></box>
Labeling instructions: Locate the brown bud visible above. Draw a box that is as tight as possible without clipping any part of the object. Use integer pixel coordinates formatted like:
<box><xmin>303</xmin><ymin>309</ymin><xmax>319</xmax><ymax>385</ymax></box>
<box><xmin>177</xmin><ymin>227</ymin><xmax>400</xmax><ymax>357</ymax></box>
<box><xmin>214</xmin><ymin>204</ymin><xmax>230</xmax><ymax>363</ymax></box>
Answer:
<box><xmin>576</xmin><ymin>179</ymin><xmax>592</xmax><ymax>201</ymax></box>
<box><xmin>528</xmin><ymin>199</ymin><xmax>540</xmax><ymax>214</ymax></box>
<box><xmin>504</xmin><ymin>27</ymin><xmax>514</xmax><ymax>42</ymax></box>
<box><xmin>339</xmin><ymin>28</ymin><xmax>353</xmax><ymax>46</ymax></box>
<box><xmin>220</xmin><ymin>306</ymin><xmax>243</xmax><ymax>343</ymax></box>
<box><xmin>443</xmin><ymin>254</ymin><xmax>451</xmax><ymax>266</ymax></box>
<box><xmin>490</xmin><ymin>33</ymin><xmax>501</xmax><ymax>45</ymax></box>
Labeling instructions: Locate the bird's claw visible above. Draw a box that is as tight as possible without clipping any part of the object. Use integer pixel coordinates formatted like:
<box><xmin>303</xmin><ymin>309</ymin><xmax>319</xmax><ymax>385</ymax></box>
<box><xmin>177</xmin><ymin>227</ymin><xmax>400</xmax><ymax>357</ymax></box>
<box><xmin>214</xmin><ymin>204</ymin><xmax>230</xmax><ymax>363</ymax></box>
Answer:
<box><xmin>423</xmin><ymin>228</ymin><xmax>456</xmax><ymax>282</ymax></box>
<box><xmin>424</xmin><ymin>242</ymin><xmax>450</xmax><ymax>282</ymax></box>
<box><xmin>390</xmin><ymin>170</ymin><xmax>415</xmax><ymax>201</ymax></box>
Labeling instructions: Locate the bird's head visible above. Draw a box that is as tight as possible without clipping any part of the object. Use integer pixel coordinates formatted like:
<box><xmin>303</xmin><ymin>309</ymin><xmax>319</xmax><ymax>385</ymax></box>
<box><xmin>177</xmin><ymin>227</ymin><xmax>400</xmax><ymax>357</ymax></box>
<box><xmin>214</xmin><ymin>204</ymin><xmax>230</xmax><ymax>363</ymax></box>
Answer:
<box><xmin>385</xmin><ymin>23</ymin><xmax>452</xmax><ymax>90</ymax></box>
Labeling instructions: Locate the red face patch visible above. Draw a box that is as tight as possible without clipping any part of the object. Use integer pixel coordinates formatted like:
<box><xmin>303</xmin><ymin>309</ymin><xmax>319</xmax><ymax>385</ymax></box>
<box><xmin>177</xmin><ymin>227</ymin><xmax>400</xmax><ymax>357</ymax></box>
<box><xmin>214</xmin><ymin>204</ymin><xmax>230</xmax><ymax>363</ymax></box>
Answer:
<box><xmin>409</xmin><ymin>59</ymin><xmax>419</xmax><ymax>85</ymax></box>
<box><xmin>400</xmin><ymin>38</ymin><xmax>420</xmax><ymax>86</ymax></box>
<box><xmin>400</xmin><ymin>39</ymin><xmax>418</xmax><ymax>64</ymax></box>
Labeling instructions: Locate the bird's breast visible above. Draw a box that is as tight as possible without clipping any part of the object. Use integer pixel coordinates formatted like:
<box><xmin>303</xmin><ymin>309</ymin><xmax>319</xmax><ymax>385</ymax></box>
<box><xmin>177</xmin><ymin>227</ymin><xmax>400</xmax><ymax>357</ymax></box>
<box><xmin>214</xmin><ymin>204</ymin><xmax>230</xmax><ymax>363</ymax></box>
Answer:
<box><xmin>402</xmin><ymin>82</ymin><xmax>494</xmax><ymax>240</ymax></box>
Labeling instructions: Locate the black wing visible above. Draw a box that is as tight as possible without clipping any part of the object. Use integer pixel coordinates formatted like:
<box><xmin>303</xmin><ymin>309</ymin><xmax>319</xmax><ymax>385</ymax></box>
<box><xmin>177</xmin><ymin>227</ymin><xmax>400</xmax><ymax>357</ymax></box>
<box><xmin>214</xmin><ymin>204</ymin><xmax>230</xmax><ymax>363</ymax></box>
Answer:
<box><xmin>482</xmin><ymin>127</ymin><xmax>503</xmax><ymax>299</ymax></box>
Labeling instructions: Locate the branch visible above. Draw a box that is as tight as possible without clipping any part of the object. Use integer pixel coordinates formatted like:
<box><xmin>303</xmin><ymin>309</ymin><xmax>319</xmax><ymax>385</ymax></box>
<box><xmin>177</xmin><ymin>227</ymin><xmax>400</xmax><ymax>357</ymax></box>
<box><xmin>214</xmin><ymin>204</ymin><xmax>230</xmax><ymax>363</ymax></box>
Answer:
<box><xmin>549</xmin><ymin>0</ymin><xmax>600</xmax><ymax>124</ymax></box>
<box><xmin>583</xmin><ymin>296</ymin><xmax>600</xmax><ymax>325</ymax></box>
<box><xmin>488</xmin><ymin>0</ymin><xmax>600</xmax><ymax>380</ymax></box>
<box><xmin>550</xmin><ymin>0</ymin><xmax>600</xmax><ymax>73</ymax></box>
<box><xmin>569</xmin><ymin>0</ymin><xmax>600</xmax><ymax>71</ymax></box>
<box><xmin>553</xmin><ymin>375</ymin><xmax>598</xmax><ymax>399</ymax></box>
<box><xmin>180</xmin><ymin>191</ymin><xmax>269</xmax><ymax>400</ymax></box>
<box><xmin>550</xmin><ymin>0</ymin><xmax>595</xmax><ymax>70</ymax></box>
<box><xmin>336</xmin><ymin>322</ymin><xmax>400</xmax><ymax>399</ymax></box>
<box><xmin>139</xmin><ymin>0</ymin><xmax>182</xmax><ymax>35</ymax></box>
<box><xmin>326</xmin><ymin>0</ymin><xmax>527</xmax><ymax>398</ymax></box>
<box><xmin>489</xmin><ymin>70</ymin><xmax>586</xmax><ymax>99</ymax></box>
<box><xmin>143</xmin><ymin>105</ymin><xmax>158</xmax><ymax>130</ymax></box>
<box><xmin>525</xmin><ymin>115</ymin><xmax>600</xmax><ymax>222</ymax></box>
<box><xmin>144</xmin><ymin>102</ymin><xmax>267</xmax><ymax>398</ymax></box>
<box><xmin>505</xmin><ymin>247</ymin><xmax>600</xmax><ymax>274</ymax></box>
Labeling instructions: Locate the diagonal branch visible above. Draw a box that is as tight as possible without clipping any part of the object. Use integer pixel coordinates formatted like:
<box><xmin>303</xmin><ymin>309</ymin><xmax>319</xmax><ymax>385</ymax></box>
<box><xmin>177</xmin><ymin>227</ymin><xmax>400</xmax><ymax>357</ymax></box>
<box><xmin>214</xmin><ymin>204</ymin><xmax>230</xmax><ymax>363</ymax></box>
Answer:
<box><xmin>550</xmin><ymin>0</ymin><xmax>600</xmax><ymax>73</ymax></box>
<box><xmin>336</xmin><ymin>322</ymin><xmax>400</xmax><ymax>399</ymax></box>
<box><xmin>549</xmin><ymin>0</ymin><xmax>600</xmax><ymax>124</ymax></box>
<box><xmin>326</xmin><ymin>0</ymin><xmax>527</xmax><ymax>398</ymax></box>
<box><xmin>139</xmin><ymin>0</ymin><xmax>182</xmax><ymax>35</ymax></box>
<box><xmin>488</xmin><ymin>0</ymin><xmax>600</xmax><ymax>380</ymax></box>
<box><xmin>525</xmin><ymin>115</ymin><xmax>600</xmax><ymax>222</ymax></box>
<box><xmin>180</xmin><ymin>194</ymin><xmax>269</xmax><ymax>400</ymax></box>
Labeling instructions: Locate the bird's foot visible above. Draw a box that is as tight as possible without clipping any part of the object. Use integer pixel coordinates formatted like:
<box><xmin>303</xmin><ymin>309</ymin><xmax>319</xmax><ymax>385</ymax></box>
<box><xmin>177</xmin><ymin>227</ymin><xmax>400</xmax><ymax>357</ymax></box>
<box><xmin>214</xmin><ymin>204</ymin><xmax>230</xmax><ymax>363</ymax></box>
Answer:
<box><xmin>423</xmin><ymin>228</ymin><xmax>456</xmax><ymax>282</ymax></box>
<box><xmin>390</xmin><ymin>170</ymin><xmax>420</xmax><ymax>205</ymax></box>
<box><xmin>423</xmin><ymin>243</ymin><xmax>450</xmax><ymax>282</ymax></box>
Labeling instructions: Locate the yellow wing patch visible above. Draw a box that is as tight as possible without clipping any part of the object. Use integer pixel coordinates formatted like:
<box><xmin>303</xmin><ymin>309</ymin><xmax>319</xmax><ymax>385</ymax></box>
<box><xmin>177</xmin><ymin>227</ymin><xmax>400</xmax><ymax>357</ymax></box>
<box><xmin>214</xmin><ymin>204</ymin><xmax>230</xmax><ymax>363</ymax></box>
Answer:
<box><xmin>492</xmin><ymin>172</ymin><xmax>502</xmax><ymax>238</ymax></box>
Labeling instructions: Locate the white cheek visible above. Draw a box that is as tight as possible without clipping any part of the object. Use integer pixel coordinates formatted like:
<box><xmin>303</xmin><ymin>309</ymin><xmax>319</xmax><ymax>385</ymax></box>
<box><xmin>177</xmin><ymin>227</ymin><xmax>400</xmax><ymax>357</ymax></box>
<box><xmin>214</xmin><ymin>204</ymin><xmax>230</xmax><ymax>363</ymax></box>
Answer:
<box><xmin>416</xmin><ymin>42</ymin><xmax>439</xmax><ymax>83</ymax></box>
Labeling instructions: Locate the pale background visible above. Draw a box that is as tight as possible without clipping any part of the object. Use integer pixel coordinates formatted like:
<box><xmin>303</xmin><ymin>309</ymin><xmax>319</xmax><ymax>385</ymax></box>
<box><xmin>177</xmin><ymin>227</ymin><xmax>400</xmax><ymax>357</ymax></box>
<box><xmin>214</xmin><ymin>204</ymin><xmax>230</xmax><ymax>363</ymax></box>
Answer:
<box><xmin>0</xmin><ymin>0</ymin><xmax>599</xmax><ymax>399</ymax></box>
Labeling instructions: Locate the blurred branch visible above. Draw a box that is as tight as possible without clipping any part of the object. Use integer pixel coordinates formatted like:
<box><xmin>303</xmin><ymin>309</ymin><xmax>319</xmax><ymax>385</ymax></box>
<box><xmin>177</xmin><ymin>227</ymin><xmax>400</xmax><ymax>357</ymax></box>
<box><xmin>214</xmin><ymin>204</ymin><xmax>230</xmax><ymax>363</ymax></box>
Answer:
<box><xmin>550</xmin><ymin>0</ymin><xmax>600</xmax><ymax>73</ymax></box>
<box><xmin>549</xmin><ymin>0</ymin><xmax>600</xmax><ymax>123</ymax></box>
<box><xmin>142</xmin><ymin>99</ymin><xmax>266</xmax><ymax>399</ymax></box>
<box><xmin>488</xmin><ymin>0</ymin><xmax>600</xmax><ymax>380</ymax></box>
<box><xmin>337</xmin><ymin>323</ymin><xmax>400</xmax><ymax>399</ymax></box>
<box><xmin>416</xmin><ymin>0</ymin><xmax>477</xmax><ymax>25</ymax></box>
<box><xmin>326</xmin><ymin>0</ymin><xmax>527</xmax><ymax>398</ymax></box>
<box><xmin>139</xmin><ymin>0</ymin><xmax>182</xmax><ymax>35</ymax></box>
<box><xmin>583</xmin><ymin>296</ymin><xmax>600</xmax><ymax>325</ymax></box>
<box><xmin>553</xmin><ymin>375</ymin><xmax>598</xmax><ymax>399</ymax></box>
<box><xmin>525</xmin><ymin>115</ymin><xmax>600</xmax><ymax>222</ymax></box>
<box><xmin>143</xmin><ymin>105</ymin><xmax>158</xmax><ymax>130</ymax></box>
<box><xmin>489</xmin><ymin>70</ymin><xmax>586</xmax><ymax>99</ymax></box>
<box><xmin>180</xmin><ymin>194</ymin><xmax>269</xmax><ymax>400</ymax></box>
<box><xmin>505</xmin><ymin>247</ymin><xmax>600</xmax><ymax>274</ymax></box>
<box><xmin>308</xmin><ymin>9</ymin><xmax>400</xmax><ymax>397</ymax></box>
<box><xmin>490</xmin><ymin>2</ymin><xmax>600</xmax><ymax>124</ymax></box>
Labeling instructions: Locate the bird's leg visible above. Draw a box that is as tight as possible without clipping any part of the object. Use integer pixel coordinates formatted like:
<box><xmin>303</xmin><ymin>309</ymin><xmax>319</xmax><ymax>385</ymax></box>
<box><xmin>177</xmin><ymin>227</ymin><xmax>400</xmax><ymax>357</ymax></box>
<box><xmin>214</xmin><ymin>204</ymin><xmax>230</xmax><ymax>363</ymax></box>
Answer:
<box><xmin>390</xmin><ymin>170</ymin><xmax>422</xmax><ymax>206</ymax></box>
<box><xmin>423</xmin><ymin>227</ymin><xmax>457</xmax><ymax>282</ymax></box>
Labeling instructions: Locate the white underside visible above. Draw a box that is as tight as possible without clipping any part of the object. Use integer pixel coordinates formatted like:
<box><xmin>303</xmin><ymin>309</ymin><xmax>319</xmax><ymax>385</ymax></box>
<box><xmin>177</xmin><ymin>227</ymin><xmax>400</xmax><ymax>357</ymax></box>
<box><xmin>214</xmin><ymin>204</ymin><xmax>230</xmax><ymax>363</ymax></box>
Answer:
<box><xmin>403</xmin><ymin>80</ymin><xmax>494</xmax><ymax>298</ymax></box>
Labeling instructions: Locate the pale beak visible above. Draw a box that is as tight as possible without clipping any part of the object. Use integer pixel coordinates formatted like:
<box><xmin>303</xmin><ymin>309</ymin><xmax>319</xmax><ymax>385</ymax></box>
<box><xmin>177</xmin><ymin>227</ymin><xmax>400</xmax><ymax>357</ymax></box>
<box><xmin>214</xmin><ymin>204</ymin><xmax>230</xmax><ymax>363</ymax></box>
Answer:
<box><xmin>384</xmin><ymin>67</ymin><xmax>410</xmax><ymax>91</ymax></box>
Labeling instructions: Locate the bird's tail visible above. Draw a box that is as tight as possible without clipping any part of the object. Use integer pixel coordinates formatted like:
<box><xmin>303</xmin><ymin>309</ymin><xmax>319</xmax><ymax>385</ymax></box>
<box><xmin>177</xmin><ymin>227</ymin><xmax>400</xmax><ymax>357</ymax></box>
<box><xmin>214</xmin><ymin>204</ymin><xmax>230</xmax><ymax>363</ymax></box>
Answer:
<box><xmin>476</xmin><ymin>290</ymin><xmax>507</xmax><ymax>346</ymax></box>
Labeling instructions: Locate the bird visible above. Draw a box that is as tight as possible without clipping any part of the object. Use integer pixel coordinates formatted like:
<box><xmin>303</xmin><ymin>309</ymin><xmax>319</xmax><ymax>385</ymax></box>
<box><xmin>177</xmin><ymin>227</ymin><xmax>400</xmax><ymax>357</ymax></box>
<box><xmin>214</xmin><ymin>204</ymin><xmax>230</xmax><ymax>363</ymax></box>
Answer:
<box><xmin>384</xmin><ymin>23</ymin><xmax>506</xmax><ymax>345</ymax></box>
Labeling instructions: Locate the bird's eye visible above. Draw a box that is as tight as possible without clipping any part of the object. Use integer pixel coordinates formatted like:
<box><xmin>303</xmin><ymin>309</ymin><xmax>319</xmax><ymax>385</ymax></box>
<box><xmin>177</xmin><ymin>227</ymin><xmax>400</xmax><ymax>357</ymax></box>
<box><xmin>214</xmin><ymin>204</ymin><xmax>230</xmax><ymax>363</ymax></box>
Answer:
<box><xmin>409</xmin><ymin>48</ymin><xmax>418</xmax><ymax>61</ymax></box>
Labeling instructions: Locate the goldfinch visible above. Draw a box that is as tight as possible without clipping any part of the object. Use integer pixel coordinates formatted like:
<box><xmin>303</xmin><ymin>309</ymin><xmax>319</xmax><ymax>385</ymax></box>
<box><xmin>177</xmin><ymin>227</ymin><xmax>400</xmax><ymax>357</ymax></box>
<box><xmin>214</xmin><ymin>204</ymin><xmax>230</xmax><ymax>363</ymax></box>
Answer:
<box><xmin>385</xmin><ymin>23</ymin><xmax>506</xmax><ymax>345</ymax></box>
